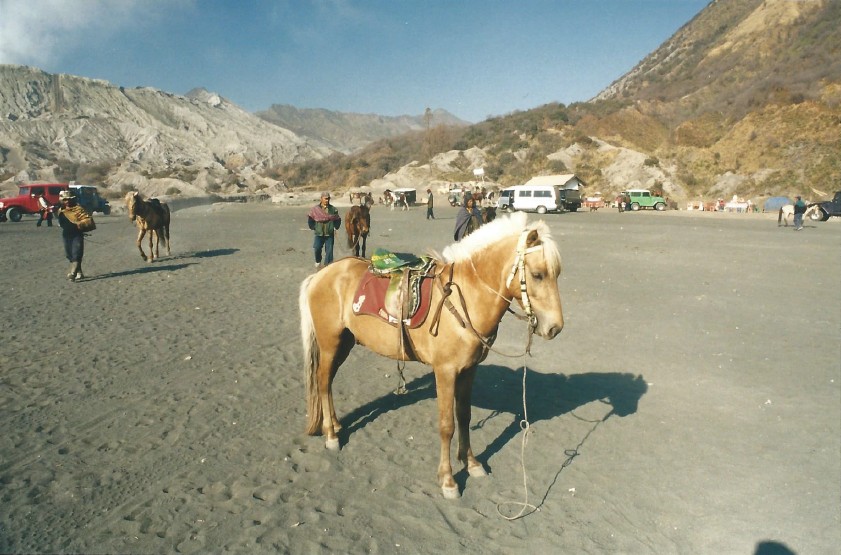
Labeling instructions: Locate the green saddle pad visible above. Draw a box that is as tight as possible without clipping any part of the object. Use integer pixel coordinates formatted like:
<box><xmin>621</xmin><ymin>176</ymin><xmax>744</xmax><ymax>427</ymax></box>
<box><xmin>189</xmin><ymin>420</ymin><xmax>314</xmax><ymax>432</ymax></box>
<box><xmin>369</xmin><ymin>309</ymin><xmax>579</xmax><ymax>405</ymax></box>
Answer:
<box><xmin>371</xmin><ymin>248</ymin><xmax>422</xmax><ymax>271</ymax></box>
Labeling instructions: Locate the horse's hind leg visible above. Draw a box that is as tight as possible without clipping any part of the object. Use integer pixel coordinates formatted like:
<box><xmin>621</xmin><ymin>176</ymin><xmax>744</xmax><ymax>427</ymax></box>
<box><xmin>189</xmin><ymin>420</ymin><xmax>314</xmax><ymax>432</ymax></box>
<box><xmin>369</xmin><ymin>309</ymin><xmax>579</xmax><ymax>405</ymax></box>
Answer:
<box><xmin>148</xmin><ymin>230</ymin><xmax>157</xmax><ymax>262</ymax></box>
<box><xmin>317</xmin><ymin>329</ymin><xmax>355</xmax><ymax>450</ymax></box>
<box><xmin>163</xmin><ymin>224</ymin><xmax>171</xmax><ymax>255</ymax></box>
<box><xmin>454</xmin><ymin>366</ymin><xmax>486</xmax><ymax>479</ymax></box>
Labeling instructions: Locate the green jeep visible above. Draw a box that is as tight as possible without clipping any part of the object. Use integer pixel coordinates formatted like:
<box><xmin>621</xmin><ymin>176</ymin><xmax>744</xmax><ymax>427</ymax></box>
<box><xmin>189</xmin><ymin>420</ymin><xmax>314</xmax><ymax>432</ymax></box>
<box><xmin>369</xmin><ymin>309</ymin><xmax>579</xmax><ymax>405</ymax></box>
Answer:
<box><xmin>623</xmin><ymin>189</ymin><xmax>667</xmax><ymax>211</ymax></box>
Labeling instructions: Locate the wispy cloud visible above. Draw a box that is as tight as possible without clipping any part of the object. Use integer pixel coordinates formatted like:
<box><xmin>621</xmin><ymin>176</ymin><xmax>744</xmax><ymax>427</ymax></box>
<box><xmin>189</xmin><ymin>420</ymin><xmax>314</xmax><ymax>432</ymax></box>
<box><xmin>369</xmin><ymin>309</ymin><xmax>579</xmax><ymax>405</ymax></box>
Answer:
<box><xmin>0</xmin><ymin>0</ymin><xmax>186</xmax><ymax>65</ymax></box>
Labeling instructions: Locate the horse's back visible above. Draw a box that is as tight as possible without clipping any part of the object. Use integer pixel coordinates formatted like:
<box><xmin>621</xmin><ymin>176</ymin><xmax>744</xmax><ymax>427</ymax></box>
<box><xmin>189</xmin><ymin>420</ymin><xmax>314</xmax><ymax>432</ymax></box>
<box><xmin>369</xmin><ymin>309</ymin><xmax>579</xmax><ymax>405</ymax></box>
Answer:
<box><xmin>305</xmin><ymin>258</ymin><xmax>369</xmax><ymax>315</ymax></box>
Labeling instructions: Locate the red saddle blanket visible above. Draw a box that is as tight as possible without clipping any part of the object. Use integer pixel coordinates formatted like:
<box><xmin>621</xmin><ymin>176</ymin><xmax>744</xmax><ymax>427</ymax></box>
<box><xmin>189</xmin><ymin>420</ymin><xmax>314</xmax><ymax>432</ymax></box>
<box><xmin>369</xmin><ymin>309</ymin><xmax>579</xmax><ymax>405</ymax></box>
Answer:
<box><xmin>352</xmin><ymin>269</ymin><xmax>435</xmax><ymax>328</ymax></box>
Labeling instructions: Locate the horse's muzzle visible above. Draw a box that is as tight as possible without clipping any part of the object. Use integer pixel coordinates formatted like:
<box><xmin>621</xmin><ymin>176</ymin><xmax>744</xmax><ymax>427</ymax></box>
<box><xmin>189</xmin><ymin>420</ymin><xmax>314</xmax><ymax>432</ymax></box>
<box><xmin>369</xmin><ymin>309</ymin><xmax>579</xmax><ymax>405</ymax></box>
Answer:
<box><xmin>543</xmin><ymin>323</ymin><xmax>563</xmax><ymax>339</ymax></box>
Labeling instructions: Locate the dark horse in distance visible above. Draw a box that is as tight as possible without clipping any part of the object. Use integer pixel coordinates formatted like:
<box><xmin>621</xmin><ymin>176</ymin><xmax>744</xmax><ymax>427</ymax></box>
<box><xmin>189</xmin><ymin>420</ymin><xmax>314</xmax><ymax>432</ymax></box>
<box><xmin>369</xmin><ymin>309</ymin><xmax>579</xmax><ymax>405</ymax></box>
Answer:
<box><xmin>125</xmin><ymin>191</ymin><xmax>171</xmax><ymax>262</ymax></box>
<box><xmin>345</xmin><ymin>205</ymin><xmax>370</xmax><ymax>258</ymax></box>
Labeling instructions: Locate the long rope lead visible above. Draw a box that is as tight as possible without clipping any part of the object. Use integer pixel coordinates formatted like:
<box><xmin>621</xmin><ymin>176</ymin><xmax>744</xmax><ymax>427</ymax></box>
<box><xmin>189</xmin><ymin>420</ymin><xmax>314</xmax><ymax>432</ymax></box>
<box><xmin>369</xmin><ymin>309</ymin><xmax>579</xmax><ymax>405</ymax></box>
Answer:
<box><xmin>496</xmin><ymin>324</ymin><xmax>539</xmax><ymax>520</ymax></box>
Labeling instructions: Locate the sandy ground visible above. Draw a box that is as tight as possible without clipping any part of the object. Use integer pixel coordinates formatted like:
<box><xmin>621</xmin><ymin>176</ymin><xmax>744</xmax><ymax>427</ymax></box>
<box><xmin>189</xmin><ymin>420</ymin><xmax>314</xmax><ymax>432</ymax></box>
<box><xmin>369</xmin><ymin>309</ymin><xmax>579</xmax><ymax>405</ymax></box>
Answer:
<box><xmin>0</xmin><ymin>201</ymin><xmax>839</xmax><ymax>554</ymax></box>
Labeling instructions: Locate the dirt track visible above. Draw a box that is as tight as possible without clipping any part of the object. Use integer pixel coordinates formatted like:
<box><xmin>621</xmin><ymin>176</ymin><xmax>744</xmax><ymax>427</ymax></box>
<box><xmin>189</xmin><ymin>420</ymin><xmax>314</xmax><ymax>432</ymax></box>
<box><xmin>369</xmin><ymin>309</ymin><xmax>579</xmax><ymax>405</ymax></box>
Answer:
<box><xmin>0</xmin><ymin>203</ymin><xmax>838</xmax><ymax>554</ymax></box>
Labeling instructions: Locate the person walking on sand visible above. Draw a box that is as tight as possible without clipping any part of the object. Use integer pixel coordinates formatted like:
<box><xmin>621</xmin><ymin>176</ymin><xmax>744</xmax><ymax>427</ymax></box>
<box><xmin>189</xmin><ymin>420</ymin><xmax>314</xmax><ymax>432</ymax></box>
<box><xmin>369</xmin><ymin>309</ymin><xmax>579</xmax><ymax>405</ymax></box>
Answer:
<box><xmin>36</xmin><ymin>193</ymin><xmax>53</xmax><ymax>227</ymax></box>
<box><xmin>57</xmin><ymin>190</ymin><xmax>88</xmax><ymax>281</ymax></box>
<box><xmin>793</xmin><ymin>195</ymin><xmax>807</xmax><ymax>230</ymax></box>
<box><xmin>453</xmin><ymin>195</ymin><xmax>482</xmax><ymax>241</ymax></box>
<box><xmin>307</xmin><ymin>191</ymin><xmax>341</xmax><ymax>268</ymax></box>
<box><xmin>426</xmin><ymin>188</ymin><xmax>435</xmax><ymax>220</ymax></box>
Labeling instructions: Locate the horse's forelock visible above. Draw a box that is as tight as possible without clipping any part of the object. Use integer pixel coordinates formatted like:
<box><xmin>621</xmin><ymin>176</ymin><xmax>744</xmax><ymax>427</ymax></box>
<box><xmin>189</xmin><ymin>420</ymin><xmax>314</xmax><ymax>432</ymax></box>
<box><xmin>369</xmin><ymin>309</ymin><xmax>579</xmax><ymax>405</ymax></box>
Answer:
<box><xmin>530</xmin><ymin>220</ymin><xmax>562</xmax><ymax>275</ymax></box>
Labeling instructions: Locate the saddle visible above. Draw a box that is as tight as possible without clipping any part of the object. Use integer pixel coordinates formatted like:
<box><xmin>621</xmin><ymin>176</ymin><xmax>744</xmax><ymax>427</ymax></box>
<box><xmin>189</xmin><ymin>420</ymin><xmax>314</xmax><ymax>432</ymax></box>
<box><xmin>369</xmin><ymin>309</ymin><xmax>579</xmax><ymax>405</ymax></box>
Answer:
<box><xmin>353</xmin><ymin>249</ymin><xmax>436</xmax><ymax>328</ymax></box>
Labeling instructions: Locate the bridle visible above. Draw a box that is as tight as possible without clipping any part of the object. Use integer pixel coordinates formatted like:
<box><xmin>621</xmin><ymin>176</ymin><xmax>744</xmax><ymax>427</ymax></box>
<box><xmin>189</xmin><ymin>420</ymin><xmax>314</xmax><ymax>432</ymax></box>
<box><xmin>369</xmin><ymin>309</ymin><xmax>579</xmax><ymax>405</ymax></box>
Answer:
<box><xmin>429</xmin><ymin>228</ymin><xmax>544</xmax><ymax>357</ymax></box>
<box><xmin>504</xmin><ymin>229</ymin><xmax>543</xmax><ymax>329</ymax></box>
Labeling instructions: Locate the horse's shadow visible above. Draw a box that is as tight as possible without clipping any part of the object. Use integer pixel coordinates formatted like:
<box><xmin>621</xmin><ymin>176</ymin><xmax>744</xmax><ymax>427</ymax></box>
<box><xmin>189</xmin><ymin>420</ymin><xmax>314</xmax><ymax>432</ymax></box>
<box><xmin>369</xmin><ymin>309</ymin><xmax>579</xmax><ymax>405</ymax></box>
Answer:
<box><xmin>340</xmin><ymin>365</ymin><xmax>648</xmax><ymax>466</ymax></box>
<box><xmin>169</xmin><ymin>248</ymin><xmax>240</xmax><ymax>260</ymax></box>
<box><xmin>83</xmin><ymin>262</ymin><xmax>196</xmax><ymax>281</ymax></box>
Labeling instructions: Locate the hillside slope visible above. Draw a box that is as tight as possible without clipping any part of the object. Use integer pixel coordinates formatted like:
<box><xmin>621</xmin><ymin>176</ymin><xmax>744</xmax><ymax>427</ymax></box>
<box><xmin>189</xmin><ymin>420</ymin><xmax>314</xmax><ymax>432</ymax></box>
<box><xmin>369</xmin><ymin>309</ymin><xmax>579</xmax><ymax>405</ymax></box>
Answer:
<box><xmin>0</xmin><ymin>66</ymin><xmax>332</xmax><ymax>198</ymax></box>
<box><xmin>272</xmin><ymin>0</ymin><xmax>841</xmax><ymax>205</ymax></box>
<box><xmin>256</xmin><ymin>105</ymin><xmax>469</xmax><ymax>154</ymax></box>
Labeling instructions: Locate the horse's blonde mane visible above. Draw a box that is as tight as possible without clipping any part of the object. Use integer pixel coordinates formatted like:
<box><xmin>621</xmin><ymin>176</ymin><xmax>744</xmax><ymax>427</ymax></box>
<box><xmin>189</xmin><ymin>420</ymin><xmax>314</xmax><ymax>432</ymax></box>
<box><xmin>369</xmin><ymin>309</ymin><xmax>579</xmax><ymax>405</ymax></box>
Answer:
<box><xmin>441</xmin><ymin>212</ymin><xmax>561</xmax><ymax>272</ymax></box>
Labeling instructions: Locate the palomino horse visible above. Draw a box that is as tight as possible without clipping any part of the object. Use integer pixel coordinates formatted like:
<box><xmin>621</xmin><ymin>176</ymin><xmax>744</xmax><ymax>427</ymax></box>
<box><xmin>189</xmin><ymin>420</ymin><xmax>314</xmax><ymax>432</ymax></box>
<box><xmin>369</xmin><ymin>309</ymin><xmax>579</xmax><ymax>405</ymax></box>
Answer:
<box><xmin>778</xmin><ymin>203</ymin><xmax>818</xmax><ymax>227</ymax></box>
<box><xmin>299</xmin><ymin>212</ymin><xmax>564</xmax><ymax>498</ymax></box>
<box><xmin>125</xmin><ymin>191</ymin><xmax>171</xmax><ymax>262</ymax></box>
<box><xmin>345</xmin><ymin>205</ymin><xmax>371</xmax><ymax>258</ymax></box>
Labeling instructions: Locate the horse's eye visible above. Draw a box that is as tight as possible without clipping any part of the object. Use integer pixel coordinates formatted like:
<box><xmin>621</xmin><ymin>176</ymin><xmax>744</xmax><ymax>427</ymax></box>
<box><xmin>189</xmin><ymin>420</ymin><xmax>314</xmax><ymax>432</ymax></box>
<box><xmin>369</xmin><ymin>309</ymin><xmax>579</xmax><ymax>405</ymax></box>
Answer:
<box><xmin>530</xmin><ymin>272</ymin><xmax>543</xmax><ymax>281</ymax></box>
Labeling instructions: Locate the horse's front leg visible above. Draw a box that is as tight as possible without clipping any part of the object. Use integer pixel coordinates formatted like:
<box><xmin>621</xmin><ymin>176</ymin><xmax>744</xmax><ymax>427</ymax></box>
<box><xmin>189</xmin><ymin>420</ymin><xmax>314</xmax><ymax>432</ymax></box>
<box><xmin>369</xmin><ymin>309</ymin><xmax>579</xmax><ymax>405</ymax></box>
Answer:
<box><xmin>136</xmin><ymin>228</ymin><xmax>148</xmax><ymax>261</ymax></box>
<box><xmin>360</xmin><ymin>234</ymin><xmax>367</xmax><ymax>258</ymax></box>
<box><xmin>434</xmin><ymin>369</ymin><xmax>459</xmax><ymax>498</ymax></box>
<box><xmin>455</xmin><ymin>366</ymin><xmax>486</xmax><ymax>478</ymax></box>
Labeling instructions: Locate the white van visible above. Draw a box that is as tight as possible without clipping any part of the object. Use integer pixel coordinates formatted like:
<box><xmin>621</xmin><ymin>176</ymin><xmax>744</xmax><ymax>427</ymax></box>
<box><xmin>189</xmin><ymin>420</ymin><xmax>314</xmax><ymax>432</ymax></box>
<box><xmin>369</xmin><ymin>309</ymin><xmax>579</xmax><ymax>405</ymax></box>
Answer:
<box><xmin>496</xmin><ymin>184</ymin><xmax>559</xmax><ymax>214</ymax></box>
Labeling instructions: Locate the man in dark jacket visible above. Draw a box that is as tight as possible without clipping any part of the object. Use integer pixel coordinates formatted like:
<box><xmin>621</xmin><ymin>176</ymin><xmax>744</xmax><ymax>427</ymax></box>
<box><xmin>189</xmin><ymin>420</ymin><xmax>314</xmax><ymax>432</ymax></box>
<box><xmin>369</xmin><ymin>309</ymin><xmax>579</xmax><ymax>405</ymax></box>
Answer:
<box><xmin>307</xmin><ymin>191</ymin><xmax>341</xmax><ymax>268</ymax></box>
<box><xmin>57</xmin><ymin>190</ymin><xmax>86</xmax><ymax>281</ymax></box>
<box><xmin>793</xmin><ymin>195</ymin><xmax>807</xmax><ymax>230</ymax></box>
<box><xmin>453</xmin><ymin>194</ymin><xmax>482</xmax><ymax>241</ymax></box>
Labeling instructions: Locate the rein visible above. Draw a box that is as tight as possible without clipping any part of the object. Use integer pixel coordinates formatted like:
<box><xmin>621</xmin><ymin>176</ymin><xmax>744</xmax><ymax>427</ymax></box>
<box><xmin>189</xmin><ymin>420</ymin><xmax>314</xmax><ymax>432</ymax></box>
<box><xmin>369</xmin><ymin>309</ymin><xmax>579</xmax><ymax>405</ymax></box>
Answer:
<box><xmin>428</xmin><ymin>229</ymin><xmax>541</xmax><ymax>358</ymax></box>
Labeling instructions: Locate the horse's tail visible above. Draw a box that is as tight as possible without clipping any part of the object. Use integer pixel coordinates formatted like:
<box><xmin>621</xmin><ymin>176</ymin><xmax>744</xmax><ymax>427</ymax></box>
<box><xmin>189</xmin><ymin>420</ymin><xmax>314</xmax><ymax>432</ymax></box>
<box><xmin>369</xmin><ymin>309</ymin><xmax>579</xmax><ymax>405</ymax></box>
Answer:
<box><xmin>299</xmin><ymin>275</ymin><xmax>323</xmax><ymax>435</ymax></box>
<box><xmin>162</xmin><ymin>204</ymin><xmax>171</xmax><ymax>248</ymax></box>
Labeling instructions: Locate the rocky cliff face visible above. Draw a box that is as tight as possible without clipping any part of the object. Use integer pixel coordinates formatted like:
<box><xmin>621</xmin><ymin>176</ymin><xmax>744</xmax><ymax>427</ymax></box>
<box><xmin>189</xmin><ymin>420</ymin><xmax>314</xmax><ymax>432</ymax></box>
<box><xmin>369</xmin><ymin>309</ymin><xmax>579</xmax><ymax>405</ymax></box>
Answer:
<box><xmin>0</xmin><ymin>65</ymin><xmax>333</xmax><ymax>198</ymax></box>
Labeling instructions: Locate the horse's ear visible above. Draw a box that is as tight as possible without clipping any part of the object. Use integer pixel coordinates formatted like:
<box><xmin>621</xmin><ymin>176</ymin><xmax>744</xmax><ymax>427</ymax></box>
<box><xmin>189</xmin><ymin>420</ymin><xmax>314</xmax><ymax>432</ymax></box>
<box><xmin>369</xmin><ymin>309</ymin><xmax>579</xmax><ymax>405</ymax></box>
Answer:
<box><xmin>525</xmin><ymin>229</ymin><xmax>541</xmax><ymax>248</ymax></box>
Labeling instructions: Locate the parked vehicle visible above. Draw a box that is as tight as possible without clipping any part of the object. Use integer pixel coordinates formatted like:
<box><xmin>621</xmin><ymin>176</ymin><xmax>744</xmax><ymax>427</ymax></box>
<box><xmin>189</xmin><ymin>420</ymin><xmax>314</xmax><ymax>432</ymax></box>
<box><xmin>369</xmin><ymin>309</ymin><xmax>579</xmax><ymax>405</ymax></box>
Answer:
<box><xmin>496</xmin><ymin>184</ymin><xmax>580</xmax><ymax>214</ymax></box>
<box><xmin>623</xmin><ymin>189</ymin><xmax>667</xmax><ymax>211</ymax></box>
<box><xmin>557</xmin><ymin>188</ymin><xmax>582</xmax><ymax>212</ymax></box>
<box><xmin>69</xmin><ymin>185</ymin><xmax>111</xmax><ymax>215</ymax></box>
<box><xmin>809</xmin><ymin>191</ymin><xmax>841</xmax><ymax>221</ymax></box>
<box><xmin>0</xmin><ymin>183</ymin><xmax>69</xmax><ymax>222</ymax></box>
<box><xmin>391</xmin><ymin>187</ymin><xmax>417</xmax><ymax>204</ymax></box>
<box><xmin>497</xmin><ymin>184</ymin><xmax>556</xmax><ymax>213</ymax></box>
<box><xmin>447</xmin><ymin>188</ymin><xmax>465</xmax><ymax>206</ymax></box>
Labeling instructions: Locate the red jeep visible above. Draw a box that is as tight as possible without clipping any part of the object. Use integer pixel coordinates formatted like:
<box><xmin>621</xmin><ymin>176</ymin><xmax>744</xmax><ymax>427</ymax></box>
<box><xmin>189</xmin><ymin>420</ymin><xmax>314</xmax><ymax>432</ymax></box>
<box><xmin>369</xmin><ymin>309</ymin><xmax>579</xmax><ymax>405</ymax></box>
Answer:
<box><xmin>0</xmin><ymin>183</ymin><xmax>69</xmax><ymax>222</ymax></box>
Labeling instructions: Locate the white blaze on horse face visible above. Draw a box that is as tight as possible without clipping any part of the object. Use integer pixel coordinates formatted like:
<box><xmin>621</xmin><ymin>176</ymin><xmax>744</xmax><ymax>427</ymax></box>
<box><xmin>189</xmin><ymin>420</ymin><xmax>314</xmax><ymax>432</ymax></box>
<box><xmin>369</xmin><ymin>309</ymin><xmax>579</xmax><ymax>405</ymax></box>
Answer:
<box><xmin>524</xmin><ymin>246</ymin><xmax>564</xmax><ymax>339</ymax></box>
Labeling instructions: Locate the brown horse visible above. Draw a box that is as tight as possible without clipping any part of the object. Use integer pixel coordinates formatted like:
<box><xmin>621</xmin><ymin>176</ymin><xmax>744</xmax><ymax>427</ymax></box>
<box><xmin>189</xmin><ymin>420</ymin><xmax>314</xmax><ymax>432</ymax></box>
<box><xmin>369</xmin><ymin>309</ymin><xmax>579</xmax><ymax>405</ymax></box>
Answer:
<box><xmin>481</xmin><ymin>206</ymin><xmax>497</xmax><ymax>224</ymax></box>
<box><xmin>299</xmin><ymin>212</ymin><xmax>564</xmax><ymax>498</ymax></box>
<box><xmin>345</xmin><ymin>205</ymin><xmax>371</xmax><ymax>257</ymax></box>
<box><xmin>125</xmin><ymin>191</ymin><xmax>171</xmax><ymax>262</ymax></box>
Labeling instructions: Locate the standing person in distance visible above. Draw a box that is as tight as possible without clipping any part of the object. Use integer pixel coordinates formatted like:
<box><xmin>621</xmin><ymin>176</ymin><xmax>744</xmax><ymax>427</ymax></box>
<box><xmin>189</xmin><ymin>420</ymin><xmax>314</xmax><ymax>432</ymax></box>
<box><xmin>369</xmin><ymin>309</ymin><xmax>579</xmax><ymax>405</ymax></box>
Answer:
<box><xmin>453</xmin><ymin>194</ymin><xmax>482</xmax><ymax>241</ymax></box>
<box><xmin>792</xmin><ymin>195</ymin><xmax>807</xmax><ymax>230</ymax></box>
<box><xmin>307</xmin><ymin>191</ymin><xmax>341</xmax><ymax>269</ymax></box>
<box><xmin>36</xmin><ymin>192</ymin><xmax>53</xmax><ymax>227</ymax></box>
<box><xmin>426</xmin><ymin>188</ymin><xmax>435</xmax><ymax>220</ymax></box>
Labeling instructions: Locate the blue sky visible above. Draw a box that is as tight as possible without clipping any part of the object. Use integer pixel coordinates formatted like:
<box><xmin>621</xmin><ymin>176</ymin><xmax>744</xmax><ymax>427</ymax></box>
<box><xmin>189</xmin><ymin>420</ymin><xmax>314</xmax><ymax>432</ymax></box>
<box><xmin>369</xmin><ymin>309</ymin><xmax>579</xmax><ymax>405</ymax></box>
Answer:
<box><xmin>0</xmin><ymin>0</ymin><xmax>709</xmax><ymax>123</ymax></box>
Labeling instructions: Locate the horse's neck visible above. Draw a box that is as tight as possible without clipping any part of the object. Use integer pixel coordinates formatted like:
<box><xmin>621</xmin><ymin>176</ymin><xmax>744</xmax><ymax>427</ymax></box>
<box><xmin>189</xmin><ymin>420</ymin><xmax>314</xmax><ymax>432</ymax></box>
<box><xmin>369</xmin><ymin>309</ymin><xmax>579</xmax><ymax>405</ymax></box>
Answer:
<box><xmin>449</xmin><ymin>248</ymin><xmax>515</xmax><ymax>334</ymax></box>
<box><xmin>134</xmin><ymin>200</ymin><xmax>148</xmax><ymax>217</ymax></box>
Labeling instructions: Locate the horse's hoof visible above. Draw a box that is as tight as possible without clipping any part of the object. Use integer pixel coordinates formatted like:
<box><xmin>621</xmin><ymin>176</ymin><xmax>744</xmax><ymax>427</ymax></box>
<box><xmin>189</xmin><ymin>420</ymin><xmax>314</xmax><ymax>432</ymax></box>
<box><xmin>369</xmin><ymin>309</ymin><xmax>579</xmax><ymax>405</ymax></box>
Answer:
<box><xmin>325</xmin><ymin>437</ymin><xmax>340</xmax><ymax>451</ymax></box>
<box><xmin>441</xmin><ymin>485</ymin><xmax>460</xmax><ymax>499</ymax></box>
<box><xmin>468</xmin><ymin>464</ymin><xmax>488</xmax><ymax>477</ymax></box>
